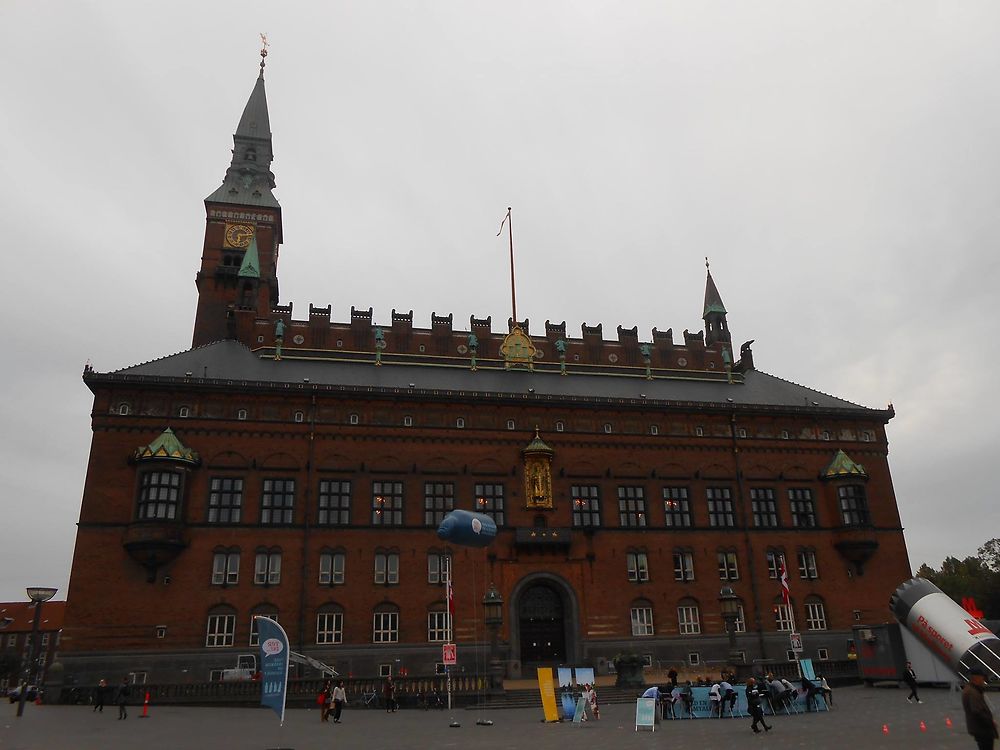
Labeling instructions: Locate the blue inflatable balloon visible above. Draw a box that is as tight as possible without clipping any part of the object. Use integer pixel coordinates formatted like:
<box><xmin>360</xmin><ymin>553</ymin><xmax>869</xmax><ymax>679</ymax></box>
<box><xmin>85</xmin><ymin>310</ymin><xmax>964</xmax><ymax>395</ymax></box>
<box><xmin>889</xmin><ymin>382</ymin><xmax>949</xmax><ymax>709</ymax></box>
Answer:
<box><xmin>437</xmin><ymin>509</ymin><xmax>498</xmax><ymax>548</ymax></box>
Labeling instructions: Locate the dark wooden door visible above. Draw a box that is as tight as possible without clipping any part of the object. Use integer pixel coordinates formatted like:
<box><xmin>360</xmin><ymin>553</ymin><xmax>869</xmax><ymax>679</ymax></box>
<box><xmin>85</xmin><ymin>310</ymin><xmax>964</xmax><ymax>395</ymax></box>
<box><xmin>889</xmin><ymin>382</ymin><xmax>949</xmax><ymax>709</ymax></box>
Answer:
<box><xmin>519</xmin><ymin>584</ymin><xmax>565</xmax><ymax>664</ymax></box>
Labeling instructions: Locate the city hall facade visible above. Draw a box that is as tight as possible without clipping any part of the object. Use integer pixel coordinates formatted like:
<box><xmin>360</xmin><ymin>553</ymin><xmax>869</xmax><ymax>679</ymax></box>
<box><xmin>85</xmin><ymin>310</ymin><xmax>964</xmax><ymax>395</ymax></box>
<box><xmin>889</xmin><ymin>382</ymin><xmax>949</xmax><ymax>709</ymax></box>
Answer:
<box><xmin>59</xmin><ymin>63</ymin><xmax>911</xmax><ymax>685</ymax></box>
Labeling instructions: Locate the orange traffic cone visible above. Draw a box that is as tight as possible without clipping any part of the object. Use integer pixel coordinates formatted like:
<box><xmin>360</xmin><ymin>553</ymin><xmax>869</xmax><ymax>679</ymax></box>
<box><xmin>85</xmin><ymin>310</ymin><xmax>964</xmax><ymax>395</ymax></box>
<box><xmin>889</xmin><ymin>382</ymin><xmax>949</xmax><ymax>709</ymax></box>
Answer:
<box><xmin>139</xmin><ymin>691</ymin><xmax>150</xmax><ymax>718</ymax></box>
<box><xmin>919</xmin><ymin>720</ymin><xmax>927</xmax><ymax>732</ymax></box>
<box><xmin>882</xmin><ymin>724</ymin><xmax>889</xmax><ymax>735</ymax></box>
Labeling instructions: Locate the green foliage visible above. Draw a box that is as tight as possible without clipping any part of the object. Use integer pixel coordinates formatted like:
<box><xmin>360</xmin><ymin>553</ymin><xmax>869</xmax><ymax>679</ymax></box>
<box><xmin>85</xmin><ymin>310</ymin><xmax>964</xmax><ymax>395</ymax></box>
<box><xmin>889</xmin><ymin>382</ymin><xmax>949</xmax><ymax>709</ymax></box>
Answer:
<box><xmin>918</xmin><ymin>538</ymin><xmax>1000</xmax><ymax>619</ymax></box>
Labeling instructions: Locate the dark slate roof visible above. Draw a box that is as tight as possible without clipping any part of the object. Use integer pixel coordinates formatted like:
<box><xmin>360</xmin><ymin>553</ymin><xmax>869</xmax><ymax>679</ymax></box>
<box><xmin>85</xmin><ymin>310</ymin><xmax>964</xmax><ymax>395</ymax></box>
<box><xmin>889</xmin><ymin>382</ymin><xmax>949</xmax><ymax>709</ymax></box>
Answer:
<box><xmin>704</xmin><ymin>269</ymin><xmax>727</xmax><ymax>317</ymax></box>
<box><xmin>235</xmin><ymin>74</ymin><xmax>271</xmax><ymax>140</ymax></box>
<box><xmin>103</xmin><ymin>340</ymin><xmax>884</xmax><ymax>416</ymax></box>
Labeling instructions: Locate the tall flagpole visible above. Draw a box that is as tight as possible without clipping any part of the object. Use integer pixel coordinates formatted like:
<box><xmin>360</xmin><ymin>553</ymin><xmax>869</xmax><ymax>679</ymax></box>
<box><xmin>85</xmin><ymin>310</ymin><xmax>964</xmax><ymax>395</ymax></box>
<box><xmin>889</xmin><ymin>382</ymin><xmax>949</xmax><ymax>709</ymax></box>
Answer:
<box><xmin>498</xmin><ymin>207</ymin><xmax>516</xmax><ymax>325</ymax></box>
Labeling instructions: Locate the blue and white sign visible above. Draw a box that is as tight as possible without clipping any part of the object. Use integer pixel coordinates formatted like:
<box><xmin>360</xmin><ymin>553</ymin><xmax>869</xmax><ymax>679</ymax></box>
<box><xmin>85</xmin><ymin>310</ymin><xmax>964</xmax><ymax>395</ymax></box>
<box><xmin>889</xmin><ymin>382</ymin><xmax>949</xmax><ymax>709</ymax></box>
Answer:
<box><xmin>256</xmin><ymin>616</ymin><xmax>290</xmax><ymax>725</ymax></box>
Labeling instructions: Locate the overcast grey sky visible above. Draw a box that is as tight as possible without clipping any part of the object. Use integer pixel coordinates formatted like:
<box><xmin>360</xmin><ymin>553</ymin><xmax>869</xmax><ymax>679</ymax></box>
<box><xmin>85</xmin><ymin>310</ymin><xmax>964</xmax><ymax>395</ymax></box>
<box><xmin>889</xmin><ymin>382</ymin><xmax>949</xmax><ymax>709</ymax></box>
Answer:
<box><xmin>2</xmin><ymin>1</ymin><xmax>998</xmax><ymax>603</ymax></box>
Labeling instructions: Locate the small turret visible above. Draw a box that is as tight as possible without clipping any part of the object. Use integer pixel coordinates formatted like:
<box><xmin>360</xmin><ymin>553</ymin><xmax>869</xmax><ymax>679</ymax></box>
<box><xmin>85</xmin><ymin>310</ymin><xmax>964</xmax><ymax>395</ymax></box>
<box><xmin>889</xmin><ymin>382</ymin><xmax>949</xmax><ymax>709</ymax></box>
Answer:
<box><xmin>703</xmin><ymin>258</ymin><xmax>731</xmax><ymax>347</ymax></box>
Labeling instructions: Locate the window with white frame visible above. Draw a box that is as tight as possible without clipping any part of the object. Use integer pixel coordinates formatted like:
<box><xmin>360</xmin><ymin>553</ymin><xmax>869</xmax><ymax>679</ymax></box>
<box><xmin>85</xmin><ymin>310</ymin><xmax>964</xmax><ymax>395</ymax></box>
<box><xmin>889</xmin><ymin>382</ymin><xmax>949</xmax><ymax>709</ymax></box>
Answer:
<box><xmin>374</xmin><ymin>551</ymin><xmax>399</xmax><ymax>585</ymax></box>
<box><xmin>798</xmin><ymin>549</ymin><xmax>819</xmax><ymax>579</ymax></box>
<box><xmin>249</xmin><ymin>613</ymin><xmax>278</xmax><ymax>646</ymax></box>
<box><xmin>663</xmin><ymin>487</ymin><xmax>692</xmax><ymax>527</ymax></box>
<box><xmin>555</xmin><ymin>420</ymin><xmax>565</xmax><ymax>432</ymax></box>
<box><xmin>424</xmin><ymin>482</ymin><xmax>455</xmax><ymax>526</ymax></box>
<box><xmin>349</xmin><ymin>413</ymin><xmax>359</xmax><ymax>425</ymax></box>
<box><xmin>373</xmin><ymin>609</ymin><xmax>399</xmax><ymax>643</ymax></box>
<box><xmin>456</xmin><ymin>417</ymin><xmax>465</xmax><ymax>429</ymax></box>
<box><xmin>427</xmin><ymin>552</ymin><xmax>451</xmax><ymax>584</ymax></box>
<box><xmin>205</xmin><ymin>611</ymin><xmax>236</xmax><ymax>647</ymax></box>
<box><xmin>688</xmin><ymin>652</ymin><xmax>701</xmax><ymax>666</ymax></box>
<box><xmin>506</xmin><ymin>420</ymin><xmax>515</xmax><ymax>430</ymax></box>
<box><xmin>766</xmin><ymin>549</ymin><xmax>783</xmax><ymax>579</ymax></box>
<box><xmin>208</xmin><ymin>477</ymin><xmax>243</xmax><ymax>523</ymax></box>
<box><xmin>735</xmin><ymin>603</ymin><xmax>746</xmax><ymax>633</ymax></box>
<box><xmin>817</xmin><ymin>647</ymin><xmax>830</xmax><ymax>660</ymax></box>
<box><xmin>774</xmin><ymin>602</ymin><xmax>793</xmax><ymax>631</ymax></box>
<box><xmin>318</xmin><ymin>551</ymin><xmax>345</xmax><ymax>585</ymax></box>
<box><xmin>294</xmin><ymin>411</ymin><xmax>305</xmax><ymax>423</ymax></box>
<box><xmin>427</xmin><ymin>610</ymin><xmax>451</xmax><ymax>642</ymax></box>
<box><xmin>717</xmin><ymin>550</ymin><xmax>739</xmax><ymax>580</ymax></box>
<box><xmin>673</xmin><ymin>550</ymin><xmax>694</xmax><ymax>581</ymax></box>
<box><xmin>316</xmin><ymin>610</ymin><xmax>343</xmax><ymax>645</ymax></box>
<box><xmin>318</xmin><ymin>480</ymin><xmax>351</xmax><ymax>526</ymax></box>
<box><xmin>677</xmin><ymin>601</ymin><xmax>701</xmax><ymax>635</ymax></box>
<box><xmin>254</xmin><ymin>550</ymin><xmax>281</xmax><ymax>585</ymax></box>
<box><xmin>630</xmin><ymin>604</ymin><xmax>654</xmax><ymax>636</ymax></box>
<box><xmin>118</xmin><ymin>403</ymin><xmax>130</xmax><ymax>415</ymax></box>
<box><xmin>805</xmin><ymin>600</ymin><xmax>828</xmax><ymax>630</ymax></box>
<box><xmin>626</xmin><ymin>551</ymin><xmax>649</xmax><ymax>582</ymax></box>
<box><xmin>378</xmin><ymin>663</ymin><xmax>392</xmax><ymax>677</ymax></box>
<box><xmin>212</xmin><ymin>550</ymin><xmax>240</xmax><ymax>585</ymax></box>
<box><xmin>261</xmin><ymin>479</ymin><xmax>295</xmax><ymax>524</ymax></box>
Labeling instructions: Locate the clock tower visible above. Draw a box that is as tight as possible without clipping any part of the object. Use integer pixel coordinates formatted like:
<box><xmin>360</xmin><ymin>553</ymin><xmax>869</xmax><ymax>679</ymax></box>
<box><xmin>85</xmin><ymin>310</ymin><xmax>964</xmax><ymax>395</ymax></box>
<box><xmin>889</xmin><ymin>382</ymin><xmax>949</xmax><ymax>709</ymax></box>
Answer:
<box><xmin>193</xmin><ymin>53</ymin><xmax>283</xmax><ymax>348</ymax></box>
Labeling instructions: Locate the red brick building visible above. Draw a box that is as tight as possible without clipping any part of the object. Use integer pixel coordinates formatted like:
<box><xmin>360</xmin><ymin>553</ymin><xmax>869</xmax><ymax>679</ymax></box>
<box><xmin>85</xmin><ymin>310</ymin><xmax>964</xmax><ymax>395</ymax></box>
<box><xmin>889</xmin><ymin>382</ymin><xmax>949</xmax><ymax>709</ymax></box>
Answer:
<box><xmin>59</xmin><ymin>62</ymin><xmax>911</xmax><ymax>685</ymax></box>
<box><xmin>0</xmin><ymin>601</ymin><xmax>66</xmax><ymax>691</ymax></box>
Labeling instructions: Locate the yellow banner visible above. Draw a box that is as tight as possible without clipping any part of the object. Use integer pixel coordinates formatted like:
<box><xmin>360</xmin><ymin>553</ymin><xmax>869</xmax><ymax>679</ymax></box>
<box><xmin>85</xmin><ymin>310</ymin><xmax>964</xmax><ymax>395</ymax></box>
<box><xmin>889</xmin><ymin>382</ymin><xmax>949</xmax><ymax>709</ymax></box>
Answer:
<box><xmin>536</xmin><ymin>667</ymin><xmax>559</xmax><ymax>722</ymax></box>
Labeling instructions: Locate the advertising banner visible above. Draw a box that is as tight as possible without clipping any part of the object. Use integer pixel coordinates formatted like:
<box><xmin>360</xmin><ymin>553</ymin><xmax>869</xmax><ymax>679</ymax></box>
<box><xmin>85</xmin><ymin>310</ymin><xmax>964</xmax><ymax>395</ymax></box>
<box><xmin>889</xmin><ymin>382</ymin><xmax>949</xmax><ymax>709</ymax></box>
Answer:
<box><xmin>574</xmin><ymin>667</ymin><xmax>595</xmax><ymax>686</ymax></box>
<box><xmin>256</xmin><ymin>616</ymin><xmax>290</xmax><ymax>725</ymax></box>
<box><xmin>536</xmin><ymin>667</ymin><xmax>560</xmax><ymax>722</ymax></box>
<box><xmin>635</xmin><ymin>697</ymin><xmax>656</xmax><ymax>731</ymax></box>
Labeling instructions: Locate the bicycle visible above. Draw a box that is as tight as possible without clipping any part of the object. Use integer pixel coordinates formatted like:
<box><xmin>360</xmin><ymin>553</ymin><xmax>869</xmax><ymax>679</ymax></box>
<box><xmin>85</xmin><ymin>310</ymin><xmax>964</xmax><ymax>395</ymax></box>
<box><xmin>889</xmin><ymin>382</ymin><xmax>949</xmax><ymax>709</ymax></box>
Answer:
<box><xmin>360</xmin><ymin>689</ymin><xmax>379</xmax><ymax>709</ymax></box>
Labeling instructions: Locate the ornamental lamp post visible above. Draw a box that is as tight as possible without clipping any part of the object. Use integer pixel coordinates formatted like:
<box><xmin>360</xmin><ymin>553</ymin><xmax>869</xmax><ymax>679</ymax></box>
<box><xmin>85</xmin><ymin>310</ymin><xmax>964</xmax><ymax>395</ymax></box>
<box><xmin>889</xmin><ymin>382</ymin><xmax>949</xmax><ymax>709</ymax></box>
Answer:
<box><xmin>481</xmin><ymin>584</ymin><xmax>504</xmax><ymax>693</ymax></box>
<box><xmin>718</xmin><ymin>585</ymin><xmax>741</xmax><ymax>676</ymax></box>
<box><xmin>17</xmin><ymin>587</ymin><xmax>57</xmax><ymax>718</ymax></box>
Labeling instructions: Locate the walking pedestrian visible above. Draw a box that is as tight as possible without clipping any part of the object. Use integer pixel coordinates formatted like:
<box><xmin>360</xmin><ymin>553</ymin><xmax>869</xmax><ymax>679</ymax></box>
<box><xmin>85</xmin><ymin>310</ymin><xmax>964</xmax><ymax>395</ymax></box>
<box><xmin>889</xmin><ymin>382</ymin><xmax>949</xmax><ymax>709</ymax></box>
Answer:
<box><xmin>319</xmin><ymin>680</ymin><xmax>332</xmax><ymax>722</ymax></box>
<box><xmin>383</xmin><ymin>675</ymin><xmax>396</xmax><ymax>713</ymax></box>
<box><xmin>93</xmin><ymin>679</ymin><xmax>106</xmax><ymax>713</ymax></box>
<box><xmin>904</xmin><ymin>661</ymin><xmax>922</xmax><ymax>704</ymax></box>
<box><xmin>746</xmin><ymin>678</ymin><xmax>773</xmax><ymax>734</ymax></box>
<box><xmin>962</xmin><ymin>668</ymin><xmax>997</xmax><ymax>750</ymax></box>
<box><xmin>332</xmin><ymin>680</ymin><xmax>346</xmax><ymax>723</ymax></box>
<box><xmin>114</xmin><ymin>676</ymin><xmax>130</xmax><ymax>720</ymax></box>
<box><xmin>584</xmin><ymin>683</ymin><xmax>600</xmax><ymax>720</ymax></box>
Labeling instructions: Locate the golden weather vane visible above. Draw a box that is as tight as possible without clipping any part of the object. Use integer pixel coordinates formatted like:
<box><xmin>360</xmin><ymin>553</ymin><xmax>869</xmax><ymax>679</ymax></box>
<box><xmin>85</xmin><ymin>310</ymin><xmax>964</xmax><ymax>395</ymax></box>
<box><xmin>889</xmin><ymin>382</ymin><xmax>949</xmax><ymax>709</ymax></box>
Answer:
<box><xmin>259</xmin><ymin>33</ymin><xmax>269</xmax><ymax>73</ymax></box>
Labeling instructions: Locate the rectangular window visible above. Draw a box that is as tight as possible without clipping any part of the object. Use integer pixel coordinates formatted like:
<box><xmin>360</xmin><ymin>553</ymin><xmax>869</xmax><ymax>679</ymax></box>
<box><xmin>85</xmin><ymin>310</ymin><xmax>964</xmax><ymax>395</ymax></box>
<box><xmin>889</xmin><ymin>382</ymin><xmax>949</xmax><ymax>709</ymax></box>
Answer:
<box><xmin>798</xmin><ymin>550</ymin><xmax>818</xmax><ymax>579</ymax></box>
<box><xmin>427</xmin><ymin>553</ymin><xmax>451</xmax><ymax>584</ymax></box>
<box><xmin>806</xmin><ymin>602</ymin><xmax>827</xmax><ymax>630</ymax></box>
<box><xmin>205</xmin><ymin>614</ymin><xmax>235</xmax><ymax>647</ymax></box>
<box><xmin>817</xmin><ymin>647</ymin><xmax>830</xmax><ymax>660</ymax></box>
<box><xmin>254</xmin><ymin>551</ymin><xmax>281</xmax><ymax>585</ymax></box>
<box><xmin>212</xmin><ymin>551</ymin><xmax>240</xmax><ymax>585</ymax></box>
<box><xmin>707</xmin><ymin>487</ymin><xmax>735</xmax><ymax>527</ymax></box>
<box><xmin>374</xmin><ymin>552</ymin><xmax>399</xmax><ymax>585</ymax></box>
<box><xmin>373</xmin><ymin>611</ymin><xmax>399</xmax><ymax>643</ymax></box>
<box><xmin>774</xmin><ymin>603</ymin><xmax>793</xmax><ymax>631</ymax></box>
<box><xmin>318</xmin><ymin>552</ymin><xmax>345</xmax><ymax>585</ymax></box>
<box><xmin>717</xmin><ymin>551</ymin><xmax>739</xmax><ymax>580</ymax></box>
<box><xmin>663</xmin><ymin>487</ymin><xmax>692</xmax><ymax>527</ymax></box>
<box><xmin>838</xmin><ymin>485</ymin><xmax>870</xmax><ymax>526</ymax></box>
<box><xmin>571</xmin><ymin>485</ymin><xmax>601</xmax><ymax>527</ymax></box>
<box><xmin>788</xmin><ymin>488</ymin><xmax>816</xmax><ymax>528</ymax></box>
<box><xmin>474</xmin><ymin>483</ymin><xmax>505</xmax><ymax>526</ymax></box>
<box><xmin>750</xmin><ymin>487</ymin><xmax>779</xmax><ymax>527</ymax></box>
<box><xmin>261</xmin><ymin>478</ymin><xmax>295</xmax><ymax>525</ymax></box>
<box><xmin>316</xmin><ymin>612</ymin><xmax>343</xmax><ymax>645</ymax></box>
<box><xmin>208</xmin><ymin>477</ymin><xmax>243</xmax><ymax>523</ymax></box>
<box><xmin>630</xmin><ymin>607</ymin><xmax>654</xmax><ymax>636</ymax></box>
<box><xmin>673</xmin><ymin>551</ymin><xmax>694</xmax><ymax>581</ymax></box>
<box><xmin>735</xmin><ymin>604</ymin><xmax>746</xmax><ymax>633</ymax></box>
<box><xmin>424</xmin><ymin>482</ymin><xmax>455</xmax><ymax>526</ymax></box>
<box><xmin>137</xmin><ymin>471</ymin><xmax>181</xmax><ymax>520</ymax></box>
<box><xmin>766</xmin><ymin>550</ymin><xmax>782</xmax><ymax>579</ymax></box>
<box><xmin>249</xmin><ymin>614</ymin><xmax>278</xmax><ymax>646</ymax></box>
<box><xmin>372</xmin><ymin>481</ymin><xmax>404</xmax><ymax>526</ymax></box>
<box><xmin>626</xmin><ymin>552</ymin><xmax>649</xmax><ymax>582</ymax></box>
<box><xmin>678</xmin><ymin>606</ymin><xmax>701</xmax><ymax>635</ymax></box>
<box><xmin>318</xmin><ymin>480</ymin><xmax>351</xmax><ymax>526</ymax></box>
<box><xmin>6</xmin><ymin>634</ymin><xmax>16</xmax><ymax>648</ymax></box>
<box><xmin>428</xmin><ymin>611</ymin><xmax>451</xmax><ymax>642</ymax></box>
<box><xmin>209</xmin><ymin>669</ymin><xmax>225</xmax><ymax>682</ymax></box>
<box><xmin>617</xmin><ymin>486</ymin><xmax>647</xmax><ymax>527</ymax></box>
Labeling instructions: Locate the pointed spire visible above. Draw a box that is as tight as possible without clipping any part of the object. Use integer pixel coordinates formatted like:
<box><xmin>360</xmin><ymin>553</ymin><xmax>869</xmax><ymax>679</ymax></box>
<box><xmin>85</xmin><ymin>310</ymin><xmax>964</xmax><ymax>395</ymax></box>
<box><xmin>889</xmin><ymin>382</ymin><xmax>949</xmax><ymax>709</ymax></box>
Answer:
<box><xmin>238</xmin><ymin>235</ymin><xmax>261</xmax><ymax>278</ymax></box>
<box><xmin>703</xmin><ymin>257</ymin><xmax>727</xmax><ymax>318</ymax></box>
<box><xmin>206</xmin><ymin>42</ymin><xmax>279</xmax><ymax>208</ymax></box>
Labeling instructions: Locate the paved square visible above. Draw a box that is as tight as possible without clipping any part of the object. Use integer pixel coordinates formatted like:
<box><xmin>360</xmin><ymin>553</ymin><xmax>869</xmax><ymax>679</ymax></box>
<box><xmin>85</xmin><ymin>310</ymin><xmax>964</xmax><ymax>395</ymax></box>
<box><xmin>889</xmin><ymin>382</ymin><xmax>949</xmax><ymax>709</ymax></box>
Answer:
<box><xmin>0</xmin><ymin>685</ymin><xmax>984</xmax><ymax>749</ymax></box>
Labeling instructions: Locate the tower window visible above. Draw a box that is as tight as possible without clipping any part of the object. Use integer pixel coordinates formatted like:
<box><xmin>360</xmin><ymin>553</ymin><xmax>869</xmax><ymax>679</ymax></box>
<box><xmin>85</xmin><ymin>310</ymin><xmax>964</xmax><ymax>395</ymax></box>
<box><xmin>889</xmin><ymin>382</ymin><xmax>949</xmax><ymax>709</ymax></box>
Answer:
<box><xmin>349</xmin><ymin>413</ymin><xmax>360</xmax><ymax>425</ymax></box>
<box><xmin>178</xmin><ymin>406</ymin><xmax>190</xmax><ymax>418</ymax></box>
<box><xmin>293</xmin><ymin>411</ymin><xmax>304</xmax><ymax>423</ymax></box>
<box><xmin>555</xmin><ymin>421</ymin><xmax>565</xmax><ymax>432</ymax></box>
<box><xmin>118</xmin><ymin>403</ymin><xmax>130</xmax><ymax>416</ymax></box>
<box><xmin>237</xmin><ymin>409</ymin><xmax>248</xmax><ymax>421</ymax></box>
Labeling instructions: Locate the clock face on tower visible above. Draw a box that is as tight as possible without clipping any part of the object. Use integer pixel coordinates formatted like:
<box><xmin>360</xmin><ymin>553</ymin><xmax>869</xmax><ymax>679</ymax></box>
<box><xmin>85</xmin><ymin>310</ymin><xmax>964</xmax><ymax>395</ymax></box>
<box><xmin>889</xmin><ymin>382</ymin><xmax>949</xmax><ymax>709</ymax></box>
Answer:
<box><xmin>224</xmin><ymin>223</ymin><xmax>254</xmax><ymax>248</ymax></box>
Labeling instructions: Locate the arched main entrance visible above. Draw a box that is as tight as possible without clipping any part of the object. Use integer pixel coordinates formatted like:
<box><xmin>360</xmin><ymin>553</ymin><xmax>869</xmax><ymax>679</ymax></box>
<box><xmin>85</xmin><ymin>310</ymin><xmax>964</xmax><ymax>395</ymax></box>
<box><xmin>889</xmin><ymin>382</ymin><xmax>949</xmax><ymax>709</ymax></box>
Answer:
<box><xmin>518</xmin><ymin>583</ymin><xmax>566</xmax><ymax>664</ymax></box>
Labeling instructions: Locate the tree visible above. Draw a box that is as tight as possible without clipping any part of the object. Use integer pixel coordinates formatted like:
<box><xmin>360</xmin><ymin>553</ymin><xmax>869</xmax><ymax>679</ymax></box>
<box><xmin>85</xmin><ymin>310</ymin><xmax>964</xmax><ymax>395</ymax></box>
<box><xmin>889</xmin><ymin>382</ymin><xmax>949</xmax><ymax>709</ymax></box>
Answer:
<box><xmin>917</xmin><ymin>541</ymin><xmax>1000</xmax><ymax>619</ymax></box>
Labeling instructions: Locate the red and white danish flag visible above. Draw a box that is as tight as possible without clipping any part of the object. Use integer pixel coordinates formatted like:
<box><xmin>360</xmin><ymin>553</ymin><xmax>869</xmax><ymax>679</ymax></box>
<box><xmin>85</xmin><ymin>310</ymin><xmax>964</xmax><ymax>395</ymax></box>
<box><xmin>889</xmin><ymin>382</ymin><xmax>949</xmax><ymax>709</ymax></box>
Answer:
<box><xmin>779</xmin><ymin>557</ymin><xmax>790</xmax><ymax>606</ymax></box>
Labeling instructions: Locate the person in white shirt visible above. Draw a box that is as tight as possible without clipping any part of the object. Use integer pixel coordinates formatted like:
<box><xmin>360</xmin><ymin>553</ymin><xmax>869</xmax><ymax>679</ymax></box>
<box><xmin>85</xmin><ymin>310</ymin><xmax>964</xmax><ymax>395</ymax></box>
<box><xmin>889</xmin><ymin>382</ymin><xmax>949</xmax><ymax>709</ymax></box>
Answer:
<box><xmin>709</xmin><ymin>683</ymin><xmax>722</xmax><ymax>717</ymax></box>
<box><xmin>331</xmin><ymin>680</ymin><xmax>347</xmax><ymax>723</ymax></box>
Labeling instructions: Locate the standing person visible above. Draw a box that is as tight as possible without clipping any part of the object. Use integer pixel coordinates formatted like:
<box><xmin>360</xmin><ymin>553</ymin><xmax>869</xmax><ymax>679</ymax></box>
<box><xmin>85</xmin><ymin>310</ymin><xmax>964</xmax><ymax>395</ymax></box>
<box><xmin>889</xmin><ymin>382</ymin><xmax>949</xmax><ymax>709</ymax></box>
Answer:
<box><xmin>818</xmin><ymin>674</ymin><xmax>834</xmax><ymax>707</ymax></box>
<box><xmin>319</xmin><ymin>680</ymin><xmax>332</xmax><ymax>722</ymax></box>
<box><xmin>963</xmin><ymin>668</ymin><xmax>997</xmax><ymax>750</ymax></box>
<box><xmin>585</xmin><ymin>683</ymin><xmax>600</xmax><ymax>720</ymax></box>
<box><xmin>114</xmin><ymin>676</ymin><xmax>130</xmax><ymax>720</ymax></box>
<box><xmin>93</xmin><ymin>679</ymin><xmax>106</xmax><ymax>713</ymax></box>
<box><xmin>719</xmin><ymin>678</ymin><xmax>738</xmax><ymax>716</ymax></box>
<box><xmin>709</xmin><ymin>682</ymin><xmax>722</xmax><ymax>717</ymax></box>
<box><xmin>383</xmin><ymin>675</ymin><xmax>396</xmax><ymax>713</ymax></box>
<box><xmin>904</xmin><ymin>661</ymin><xmax>922</xmax><ymax>704</ymax></box>
<box><xmin>667</xmin><ymin>667</ymin><xmax>679</xmax><ymax>690</ymax></box>
<box><xmin>745</xmin><ymin>678</ymin><xmax>772</xmax><ymax>734</ymax></box>
<box><xmin>332</xmin><ymin>680</ymin><xmax>347</xmax><ymax>723</ymax></box>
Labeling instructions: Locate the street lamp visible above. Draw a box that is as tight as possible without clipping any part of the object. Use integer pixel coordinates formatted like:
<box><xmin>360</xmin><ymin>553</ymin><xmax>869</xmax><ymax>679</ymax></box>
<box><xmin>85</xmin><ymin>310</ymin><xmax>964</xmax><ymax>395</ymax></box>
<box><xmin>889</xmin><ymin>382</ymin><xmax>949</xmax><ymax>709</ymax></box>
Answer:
<box><xmin>17</xmin><ymin>587</ymin><xmax>57</xmax><ymax>718</ymax></box>
<box><xmin>481</xmin><ymin>584</ymin><xmax>504</xmax><ymax>693</ymax></box>
<box><xmin>718</xmin><ymin>586</ymin><xmax>741</xmax><ymax>675</ymax></box>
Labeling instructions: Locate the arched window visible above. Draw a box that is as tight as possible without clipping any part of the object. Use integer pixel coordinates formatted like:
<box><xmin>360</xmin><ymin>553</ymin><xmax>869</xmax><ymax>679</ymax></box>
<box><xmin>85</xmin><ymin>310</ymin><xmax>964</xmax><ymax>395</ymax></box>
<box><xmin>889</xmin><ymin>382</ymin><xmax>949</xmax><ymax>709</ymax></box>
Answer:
<box><xmin>805</xmin><ymin>596</ymin><xmax>827</xmax><ymax>631</ymax></box>
<box><xmin>178</xmin><ymin>405</ymin><xmax>190</xmax><ymax>418</ymax></box>
<box><xmin>456</xmin><ymin>417</ymin><xmax>465</xmax><ymax>429</ymax></box>
<box><xmin>293</xmin><ymin>411</ymin><xmax>304</xmax><ymax>423</ymax></box>
<box><xmin>373</xmin><ymin>603</ymin><xmax>399</xmax><ymax>643</ymax></box>
<box><xmin>630</xmin><ymin>599</ymin><xmax>654</xmax><ymax>636</ymax></box>
<box><xmin>118</xmin><ymin>403</ymin><xmax>131</xmax><ymax>416</ymax></box>
<box><xmin>316</xmin><ymin>603</ymin><xmax>344</xmax><ymax>645</ymax></box>
<box><xmin>249</xmin><ymin>604</ymin><xmax>279</xmax><ymax>646</ymax></box>
<box><xmin>205</xmin><ymin>605</ymin><xmax>237</xmax><ymax>648</ymax></box>
<box><xmin>555</xmin><ymin>420</ymin><xmax>565</xmax><ymax>432</ymax></box>
<box><xmin>677</xmin><ymin>598</ymin><xmax>701</xmax><ymax>635</ymax></box>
